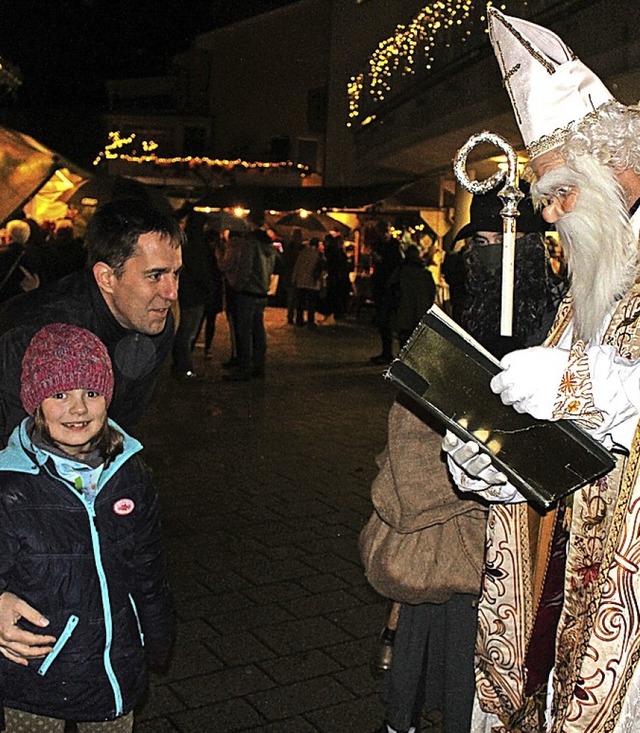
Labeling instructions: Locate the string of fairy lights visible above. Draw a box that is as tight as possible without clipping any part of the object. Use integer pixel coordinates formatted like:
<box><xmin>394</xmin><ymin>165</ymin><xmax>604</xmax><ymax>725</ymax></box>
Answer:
<box><xmin>347</xmin><ymin>0</ymin><xmax>510</xmax><ymax>127</ymax></box>
<box><xmin>93</xmin><ymin>131</ymin><xmax>310</xmax><ymax>175</ymax></box>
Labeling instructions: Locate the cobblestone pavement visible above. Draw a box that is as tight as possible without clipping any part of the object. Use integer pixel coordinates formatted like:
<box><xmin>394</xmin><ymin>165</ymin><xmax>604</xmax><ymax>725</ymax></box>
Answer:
<box><xmin>134</xmin><ymin>307</ymin><xmax>442</xmax><ymax>733</ymax></box>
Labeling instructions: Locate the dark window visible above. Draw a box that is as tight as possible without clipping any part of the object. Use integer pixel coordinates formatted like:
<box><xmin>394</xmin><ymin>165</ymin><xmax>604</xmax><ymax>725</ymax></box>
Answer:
<box><xmin>307</xmin><ymin>87</ymin><xmax>327</xmax><ymax>133</ymax></box>
<box><xmin>183</xmin><ymin>126</ymin><xmax>207</xmax><ymax>156</ymax></box>
<box><xmin>270</xmin><ymin>136</ymin><xmax>291</xmax><ymax>160</ymax></box>
<box><xmin>297</xmin><ymin>139</ymin><xmax>318</xmax><ymax>170</ymax></box>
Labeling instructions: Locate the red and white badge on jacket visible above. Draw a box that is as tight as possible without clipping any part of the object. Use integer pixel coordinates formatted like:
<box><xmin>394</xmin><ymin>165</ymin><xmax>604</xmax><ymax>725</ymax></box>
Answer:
<box><xmin>113</xmin><ymin>498</ymin><xmax>135</xmax><ymax>516</ymax></box>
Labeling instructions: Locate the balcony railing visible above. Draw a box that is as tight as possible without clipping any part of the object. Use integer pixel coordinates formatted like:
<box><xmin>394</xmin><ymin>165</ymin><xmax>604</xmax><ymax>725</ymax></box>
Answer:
<box><xmin>348</xmin><ymin>0</ymin><xmax>601</xmax><ymax>131</ymax></box>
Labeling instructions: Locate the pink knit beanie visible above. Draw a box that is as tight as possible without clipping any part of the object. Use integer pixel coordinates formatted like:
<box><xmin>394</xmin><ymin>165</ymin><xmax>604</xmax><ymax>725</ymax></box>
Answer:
<box><xmin>20</xmin><ymin>323</ymin><xmax>114</xmax><ymax>415</ymax></box>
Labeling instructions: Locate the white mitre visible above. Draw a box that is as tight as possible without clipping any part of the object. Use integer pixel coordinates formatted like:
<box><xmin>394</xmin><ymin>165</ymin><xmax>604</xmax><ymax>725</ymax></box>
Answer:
<box><xmin>487</xmin><ymin>6</ymin><xmax>615</xmax><ymax>159</ymax></box>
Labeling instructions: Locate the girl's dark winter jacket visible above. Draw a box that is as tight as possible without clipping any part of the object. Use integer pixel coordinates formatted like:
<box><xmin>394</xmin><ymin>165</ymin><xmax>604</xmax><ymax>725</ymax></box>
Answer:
<box><xmin>0</xmin><ymin>420</ymin><xmax>173</xmax><ymax>722</ymax></box>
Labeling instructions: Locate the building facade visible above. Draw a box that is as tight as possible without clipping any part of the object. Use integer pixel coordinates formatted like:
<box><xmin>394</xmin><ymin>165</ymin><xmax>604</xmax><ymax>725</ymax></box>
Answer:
<box><xmin>100</xmin><ymin>0</ymin><xmax>640</xmax><ymax>230</ymax></box>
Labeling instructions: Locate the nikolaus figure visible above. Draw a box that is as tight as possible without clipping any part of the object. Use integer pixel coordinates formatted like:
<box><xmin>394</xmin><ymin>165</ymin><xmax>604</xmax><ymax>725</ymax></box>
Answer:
<box><xmin>445</xmin><ymin>8</ymin><xmax>640</xmax><ymax>733</ymax></box>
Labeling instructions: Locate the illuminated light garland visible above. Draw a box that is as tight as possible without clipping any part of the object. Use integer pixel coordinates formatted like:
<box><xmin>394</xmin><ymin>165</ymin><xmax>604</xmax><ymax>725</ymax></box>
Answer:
<box><xmin>116</xmin><ymin>154</ymin><xmax>309</xmax><ymax>172</ymax></box>
<box><xmin>93</xmin><ymin>131</ymin><xmax>310</xmax><ymax>173</ymax></box>
<box><xmin>93</xmin><ymin>131</ymin><xmax>137</xmax><ymax>166</ymax></box>
<box><xmin>347</xmin><ymin>0</ymin><xmax>509</xmax><ymax>125</ymax></box>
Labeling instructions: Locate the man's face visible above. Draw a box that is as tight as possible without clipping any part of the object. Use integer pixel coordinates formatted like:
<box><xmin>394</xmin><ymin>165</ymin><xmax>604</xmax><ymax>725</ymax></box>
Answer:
<box><xmin>530</xmin><ymin>150</ymin><xmax>579</xmax><ymax>223</ymax></box>
<box><xmin>467</xmin><ymin>230</ymin><xmax>504</xmax><ymax>274</ymax></box>
<box><xmin>95</xmin><ymin>231</ymin><xmax>182</xmax><ymax>335</ymax></box>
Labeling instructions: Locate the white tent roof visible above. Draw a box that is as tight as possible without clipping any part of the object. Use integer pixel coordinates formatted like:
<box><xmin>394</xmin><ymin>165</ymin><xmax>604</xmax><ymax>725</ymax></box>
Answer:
<box><xmin>0</xmin><ymin>126</ymin><xmax>89</xmax><ymax>225</ymax></box>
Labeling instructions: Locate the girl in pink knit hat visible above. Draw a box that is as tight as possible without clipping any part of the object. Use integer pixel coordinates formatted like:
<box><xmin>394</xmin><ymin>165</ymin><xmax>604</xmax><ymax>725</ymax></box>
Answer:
<box><xmin>0</xmin><ymin>322</ymin><xmax>173</xmax><ymax>732</ymax></box>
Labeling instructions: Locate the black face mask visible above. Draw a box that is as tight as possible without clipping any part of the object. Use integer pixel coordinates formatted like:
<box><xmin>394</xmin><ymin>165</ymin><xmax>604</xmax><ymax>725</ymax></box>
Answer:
<box><xmin>473</xmin><ymin>243</ymin><xmax>502</xmax><ymax>273</ymax></box>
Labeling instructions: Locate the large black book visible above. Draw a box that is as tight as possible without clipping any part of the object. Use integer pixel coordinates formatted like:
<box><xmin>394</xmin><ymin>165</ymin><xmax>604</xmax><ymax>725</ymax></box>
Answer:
<box><xmin>385</xmin><ymin>305</ymin><xmax>616</xmax><ymax>510</ymax></box>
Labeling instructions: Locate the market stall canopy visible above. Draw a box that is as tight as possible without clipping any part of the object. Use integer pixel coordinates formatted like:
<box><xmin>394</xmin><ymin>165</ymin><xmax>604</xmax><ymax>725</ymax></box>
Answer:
<box><xmin>195</xmin><ymin>180</ymin><xmax>413</xmax><ymax>212</ymax></box>
<box><xmin>273</xmin><ymin>211</ymin><xmax>349</xmax><ymax>235</ymax></box>
<box><xmin>25</xmin><ymin>167</ymin><xmax>86</xmax><ymax>223</ymax></box>
<box><xmin>204</xmin><ymin>209</ymin><xmax>250</xmax><ymax>233</ymax></box>
<box><xmin>0</xmin><ymin>125</ymin><xmax>89</xmax><ymax>225</ymax></box>
<box><xmin>67</xmin><ymin>175</ymin><xmax>174</xmax><ymax>218</ymax></box>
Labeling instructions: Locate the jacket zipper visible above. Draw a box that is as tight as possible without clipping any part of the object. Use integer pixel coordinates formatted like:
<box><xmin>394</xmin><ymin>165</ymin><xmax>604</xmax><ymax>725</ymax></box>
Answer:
<box><xmin>87</xmin><ymin>502</ymin><xmax>123</xmax><ymax>716</ymax></box>
<box><xmin>37</xmin><ymin>614</ymin><xmax>79</xmax><ymax>676</ymax></box>
<box><xmin>42</xmin><ymin>464</ymin><xmax>124</xmax><ymax>717</ymax></box>
<box><xmin>128</xmin><ymin>594</ymin><xmax>145</xmax><ymax>647</ymax></box>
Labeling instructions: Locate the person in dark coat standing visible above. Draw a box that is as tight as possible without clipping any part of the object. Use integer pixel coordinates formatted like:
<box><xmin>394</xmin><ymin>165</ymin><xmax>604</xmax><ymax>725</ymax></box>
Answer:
<box><xmin>388</xmin><ymin>245</ymin><xmax>436</xmax><ymax>350</ymax></box>
<box><xmin>171</xmin><ymin>210</ymin><xmax>219</xmax><ymax>379</ymax></box>
<box><xmin>197</xmin><ymin>221</ymin><xmax>224</xmax><ymax>360</ymax></box>
<box><xmin>320</xmin><ymin>232</ymin><xmax>352</xmax><ymax>324</ymax></box>
<box><xmin>281</xmin><ymin>227</ymin><xmax>304</xmax><ymax>324</ymax></box>
<box><xmin>370</xmin><ymin>223</ymin><xmax>403</xmax><ymax>365</ymax></box>
<box><xmin>223</xmin><ymin>210</ymin><xmax>277</xmax><ymax>382</ymax></box>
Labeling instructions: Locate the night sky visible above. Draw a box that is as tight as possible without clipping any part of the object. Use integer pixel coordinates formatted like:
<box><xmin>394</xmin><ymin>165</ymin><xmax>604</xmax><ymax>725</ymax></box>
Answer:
<box><xmin>0</xmin><ymin>0</ymin><xmax>299</xmax><ymax>102</ymax></box>
<box><xmin>0</xmin><ymin>0</ymin><xmax>298</xmax><ymax>161</ymax></box>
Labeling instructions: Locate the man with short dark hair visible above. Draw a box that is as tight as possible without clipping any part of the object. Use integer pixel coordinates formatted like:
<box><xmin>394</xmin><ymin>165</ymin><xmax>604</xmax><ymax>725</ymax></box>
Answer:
<box><xmin>0</xmin><ymin>197</ymin><xmax>183</xmax><ymax>665</ymax></box>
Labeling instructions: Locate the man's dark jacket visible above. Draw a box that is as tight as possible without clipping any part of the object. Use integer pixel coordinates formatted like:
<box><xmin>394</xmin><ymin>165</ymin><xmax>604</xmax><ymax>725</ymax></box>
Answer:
<box><xmin>0</xmin><ymin>269</ymin><xmax>174</xmax><ymax>447</ymax></box>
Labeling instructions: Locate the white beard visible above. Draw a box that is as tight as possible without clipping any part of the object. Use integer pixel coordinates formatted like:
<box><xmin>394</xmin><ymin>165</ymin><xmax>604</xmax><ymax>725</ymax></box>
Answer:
<box><xmin>531</xmin><ymin>156</ymin><xmax>637</xmax><ymax>343</ymax></box>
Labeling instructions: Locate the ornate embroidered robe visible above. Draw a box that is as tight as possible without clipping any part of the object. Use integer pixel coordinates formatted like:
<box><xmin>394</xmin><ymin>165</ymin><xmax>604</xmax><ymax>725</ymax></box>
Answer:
<box><xmin>474</xmin><ymin>287</ymin><xmax>640</xmax><ymax>733</ymax></box>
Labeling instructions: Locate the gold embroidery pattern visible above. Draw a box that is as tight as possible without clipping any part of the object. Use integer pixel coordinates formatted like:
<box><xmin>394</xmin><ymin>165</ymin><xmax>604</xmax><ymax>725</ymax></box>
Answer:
<box><xmin>605</xmin><ymin>289</ymin><xmax>640</xmax><ymax>360</ymax></box>
<box><xmin>552</xmin><ymin>284</ymin><xmax>640</xmax><ymax>731</ymax></box>
<box><xmin>475</xmin><ymin>504</ymin><xmax>537</xmax><ymax>730</ymax></box>
<box><xmin>552</xmin><ymin>340</ymin><xmax>604</xmax><ymax>429</ymax></box>
<box><xmin>476</xmin><ymin>281</ymin><xmax>640</xmax><ymax>732</ymax></box>
<box><xmin>490</xmin><ymin>9</ymin><xmax>560</xmax><ymax>73</ymax></box>
<box><xmin>527</xmin><ymin>107</ymin><xmax>613</xmax><ymax>160</ymax></box>
<box><xmin>555</xmin><ymin>442</ymin><xmax>640</xmax><ymax>732</ymax></box>
<box><xmin>475</xmin><ymin>299</ymin><xmax>574</xmax><ymax>730</ymax></box>
<box><xmin>545</xmin><ymin>294</ymin><xmax>573</xmax><ymax>347</ymax></box>
<box><xmin>551</xmin><ymin>468</ymin><xmax>621</xmax><ymax>731</ymax></box>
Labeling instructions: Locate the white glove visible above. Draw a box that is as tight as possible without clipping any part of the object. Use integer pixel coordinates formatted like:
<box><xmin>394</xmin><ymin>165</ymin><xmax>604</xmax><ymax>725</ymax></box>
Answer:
<box><xmin>586</xmin><ymin>345</ymin><xmax>640</xmax><ymax>450</ymax></box>
<box><xmin>490</xmin><ymin>346</ymin><xmax>570</xmax><ymax>419</ymax></box>
<box><xmin>442</xmin><ymin>430</ymin><xmax>526</xmax><ymax>503</ymax></box>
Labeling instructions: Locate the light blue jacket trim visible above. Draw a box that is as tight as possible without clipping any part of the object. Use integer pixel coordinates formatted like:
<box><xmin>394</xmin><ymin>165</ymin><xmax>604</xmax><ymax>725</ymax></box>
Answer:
<box><xmin>87</xmin><ymin>500</ymin><xmax>123</xmax><ymax>714</ymax></box>
<box><xmin>129</xmin><ymin>593</ymin><xmax>145</xmax><ymax>646</ymax></box>
<box><xmin>38</xmin><ymin>614</ymin><xmax>79</xmax><ymax>676</ymax></box>
<box><xmin>0</xmin><ymin>418</ymin><xmax>142</xmax><ymax>483</ymax></box>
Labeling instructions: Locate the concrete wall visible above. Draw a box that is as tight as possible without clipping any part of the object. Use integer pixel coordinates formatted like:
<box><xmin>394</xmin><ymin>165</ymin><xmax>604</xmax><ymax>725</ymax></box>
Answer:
<box><xmin>325</xmin><ymin>0</ymin><xmax>427</xmax><ymax>186</ymax></box>
<box><xmin>192</xmin><ymin>0</ymin><xmax>330</xmax><ymax>173</ymax></box>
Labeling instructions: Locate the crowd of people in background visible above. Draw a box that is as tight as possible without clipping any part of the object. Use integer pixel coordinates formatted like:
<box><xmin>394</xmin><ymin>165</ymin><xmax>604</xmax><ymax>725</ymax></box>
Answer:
<box><xmin>0</xmin><ymin>212</ymin><xmax>86</xmax><ymax>304</ymax></box>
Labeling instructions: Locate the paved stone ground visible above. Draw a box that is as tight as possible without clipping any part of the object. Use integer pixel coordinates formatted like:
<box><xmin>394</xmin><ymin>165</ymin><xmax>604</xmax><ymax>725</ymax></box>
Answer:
<box><xmin>133</xmin><ymin>307</ymin><xmax>442</xmax><ymax>733</ymax></box>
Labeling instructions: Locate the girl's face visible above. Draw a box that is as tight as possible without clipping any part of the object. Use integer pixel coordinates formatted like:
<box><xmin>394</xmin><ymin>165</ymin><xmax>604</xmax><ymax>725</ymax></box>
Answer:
<box><xmin>40</xmin><ymin>389</ymin><xmax>107</xmax><ymax>458</ymax></box>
